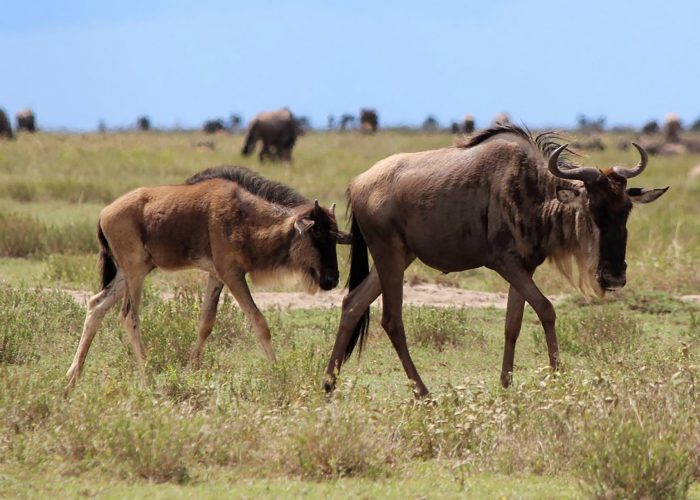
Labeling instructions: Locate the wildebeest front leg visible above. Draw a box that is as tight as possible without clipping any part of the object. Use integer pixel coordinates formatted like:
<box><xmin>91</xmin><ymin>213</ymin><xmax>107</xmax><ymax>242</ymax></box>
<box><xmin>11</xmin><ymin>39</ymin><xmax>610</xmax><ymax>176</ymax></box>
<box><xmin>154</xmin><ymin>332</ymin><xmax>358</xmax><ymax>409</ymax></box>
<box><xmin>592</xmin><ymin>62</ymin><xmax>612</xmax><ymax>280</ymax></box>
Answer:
<box><xmin>497</xmin><ymin>264</ymin><xmax>558</xmax><ymax>375</ymax></box>
<box><xmin>223</xmin><ymin>272</ymin><xmax>276</xmax><ymax>362</ymax></box>
<box><xmin>65</xmin><ymin>273</ymin><xmax>126</xmax><ymax>390</ymax></box>
<box><xmin>189</xmin><ymin>274</ymin><xmax>224</xmax><ymax>368</ymax></box>
<box><xmin>324</xmin><ymin>268</ymin><xmax>382</xmax><ymax>392</ymax></box>
<box><xmin>500</xmin><ymin>285</ymin><xmax>526</xmax><ymax>388</ymax></box>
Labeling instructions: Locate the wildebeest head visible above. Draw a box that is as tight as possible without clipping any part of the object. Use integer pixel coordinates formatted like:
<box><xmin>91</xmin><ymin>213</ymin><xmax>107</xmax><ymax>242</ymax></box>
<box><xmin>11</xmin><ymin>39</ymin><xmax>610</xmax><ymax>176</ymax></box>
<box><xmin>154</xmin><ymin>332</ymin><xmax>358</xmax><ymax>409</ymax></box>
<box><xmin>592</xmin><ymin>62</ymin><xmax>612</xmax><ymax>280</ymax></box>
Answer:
<box><xmin>549</xmin><ymin>143</ymin><xmax>667</xmax><ymax>292</ymax></box>
<box><xmin>291</xmin><ymin>201</ymin><xmax>351</xmax><ymax>292</ymax></box>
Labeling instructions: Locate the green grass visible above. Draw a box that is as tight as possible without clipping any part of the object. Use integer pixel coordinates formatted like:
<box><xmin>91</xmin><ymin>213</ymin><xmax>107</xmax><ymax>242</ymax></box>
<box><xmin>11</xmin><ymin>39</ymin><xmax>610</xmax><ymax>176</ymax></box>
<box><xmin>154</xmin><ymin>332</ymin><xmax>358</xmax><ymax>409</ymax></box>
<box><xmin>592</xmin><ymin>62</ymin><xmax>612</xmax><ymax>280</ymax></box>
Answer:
<box><xmin>1</xmin><ymin>130</ymin><xmax>700</xmax><ymax>496</ymax></box>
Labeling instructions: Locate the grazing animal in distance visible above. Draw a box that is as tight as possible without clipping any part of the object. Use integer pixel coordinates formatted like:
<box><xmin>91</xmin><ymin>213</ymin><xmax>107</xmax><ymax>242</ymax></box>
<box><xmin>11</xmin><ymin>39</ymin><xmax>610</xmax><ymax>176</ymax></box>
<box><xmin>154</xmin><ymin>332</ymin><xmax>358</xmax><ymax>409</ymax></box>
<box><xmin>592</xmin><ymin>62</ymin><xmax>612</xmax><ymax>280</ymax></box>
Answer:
<box><xmin>641</xmin><ymin>120</ymin><xmax>660</xmax><ymax>135</ymax></box>
<box><xmin>360</xmin><ymin>109</ymin><xmax>378</xmax><ymax>133</ymax></box>
<box><xmin>462</xmin><ymin>114</ymin><xmax>475</xmax><ymax>134</ymax></box>
<box><xmin>203</xmin><ymin>119</ymin><xmax>226</xmax><ymax>134</ymax></box>
<box><xmin>340</xmin><ymin>114</ymin><xmax>355</xmax><ymax>131</ymax></box>
<box><xmin>570</xmin><ymin>136</ymin><xmax>605</xmax><ymax>151</ymax></box>
<box><xmin>324</xmin><ymin>124</ymin><xmax>667</xmax><ymax>398</ymax></box>
<box><xmin>66</xmin><ymin>166</ymin><xmax>351</xmax><ymax>389</ymax></box>
<box><xmin>242</xmin><ymin>108</ymin><xmax>300</xmax><ymax>162</ymax></box>
<box><xmin>137</xmin><ymin>116</ymin><xmax>151</xmax><ymax>131</ymax></box>
<box><xmin>16</xmin><ymin>108</ymin><xmax>36</xmax><ymax>132</ymax></box>
<box><xmin>0</xmin><ymin>108</ymin><xmax>13</xmax><ymax>139</ymax></box>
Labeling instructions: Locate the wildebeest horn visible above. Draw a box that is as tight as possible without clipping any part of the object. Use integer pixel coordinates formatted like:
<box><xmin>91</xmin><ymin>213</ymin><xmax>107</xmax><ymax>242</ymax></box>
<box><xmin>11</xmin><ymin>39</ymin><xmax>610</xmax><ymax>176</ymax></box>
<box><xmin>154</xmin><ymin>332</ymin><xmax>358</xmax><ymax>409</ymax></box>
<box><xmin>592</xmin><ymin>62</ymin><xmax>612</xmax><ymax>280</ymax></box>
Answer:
<box><xmin>329</xmin><ymin>203</ymin><xmax>336</xmax><ymax>215</ymax></box>
<box><xmin>612</xmin><ymin>142</ymin><xmax>648</xmax><ymax>179</ymax></box>
<box><xmin>547</xmin><ymin>143</ymin><xmax>601</xmax><ymax>183</ymax></box>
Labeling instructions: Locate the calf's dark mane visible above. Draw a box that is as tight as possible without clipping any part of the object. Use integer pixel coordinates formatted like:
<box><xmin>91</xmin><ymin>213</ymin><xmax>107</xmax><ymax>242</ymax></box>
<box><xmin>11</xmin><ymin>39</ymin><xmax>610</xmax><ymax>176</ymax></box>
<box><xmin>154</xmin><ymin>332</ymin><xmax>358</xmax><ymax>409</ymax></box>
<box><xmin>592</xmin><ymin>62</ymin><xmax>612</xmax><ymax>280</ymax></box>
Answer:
<box><xmin>186</xmin><ymin>166</ymin><xmax>309</xmax><ymax>208</ymax></box>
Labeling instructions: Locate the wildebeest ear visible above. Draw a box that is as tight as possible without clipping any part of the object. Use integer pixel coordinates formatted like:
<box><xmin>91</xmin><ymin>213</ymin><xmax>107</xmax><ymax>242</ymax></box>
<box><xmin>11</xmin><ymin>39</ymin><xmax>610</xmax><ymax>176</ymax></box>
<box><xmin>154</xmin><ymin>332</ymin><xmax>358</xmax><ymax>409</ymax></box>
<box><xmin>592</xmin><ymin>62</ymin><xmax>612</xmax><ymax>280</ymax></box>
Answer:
<box><xmin>628</xmin><ymin>186</ymin><xmax>669</xmax><ymax>204</ymax></box>
<box><xmin>294</xmin><ymin>217</ymin><xmax>315</xmax><ymax>235</ymax></box>
<box><xmin>336</xmin><ymin>231</ymin><xmax>352</xmax><ymax>245</ymax></box>
<box><xmin>556</xmin><ymin>187</ymin><xmax>582</xmax><ymax>206</ymax></box>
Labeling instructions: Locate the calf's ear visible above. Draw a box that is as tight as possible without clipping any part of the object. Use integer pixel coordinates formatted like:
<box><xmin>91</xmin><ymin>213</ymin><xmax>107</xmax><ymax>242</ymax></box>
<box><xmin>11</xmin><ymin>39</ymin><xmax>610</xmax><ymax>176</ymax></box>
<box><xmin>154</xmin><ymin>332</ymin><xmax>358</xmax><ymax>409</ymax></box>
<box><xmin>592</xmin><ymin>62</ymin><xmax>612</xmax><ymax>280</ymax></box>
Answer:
<box><xmin>628</xmin><ymin>186</ymin><xmax>669</xmax><ymax>204</ymax></box>
<box><xmin>294</xmin><ymin>217</ymin><xmax>315</xmax><ymax>235</ymax></box>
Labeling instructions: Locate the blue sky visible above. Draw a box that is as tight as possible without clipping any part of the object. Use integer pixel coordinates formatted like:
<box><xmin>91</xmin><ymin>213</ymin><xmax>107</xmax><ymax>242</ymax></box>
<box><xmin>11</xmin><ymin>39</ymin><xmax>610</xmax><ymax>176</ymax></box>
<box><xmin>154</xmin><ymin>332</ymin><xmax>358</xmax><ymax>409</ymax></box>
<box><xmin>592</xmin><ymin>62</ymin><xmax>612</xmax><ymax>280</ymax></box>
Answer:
<box><xmin>1</xmin><ymin>0</ymin><xmax>698</xmax><ymax>130</ymax></box>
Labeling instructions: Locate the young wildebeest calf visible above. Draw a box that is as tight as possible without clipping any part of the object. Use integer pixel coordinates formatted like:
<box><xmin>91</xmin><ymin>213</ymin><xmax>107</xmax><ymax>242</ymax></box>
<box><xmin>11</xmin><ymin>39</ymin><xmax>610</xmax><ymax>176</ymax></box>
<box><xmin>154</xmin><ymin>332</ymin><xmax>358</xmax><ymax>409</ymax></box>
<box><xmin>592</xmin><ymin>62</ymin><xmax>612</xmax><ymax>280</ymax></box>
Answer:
<box><xmin>66</xmin><ymin>166</ymin><xmax>350</xmax><ymax>389</ymax></box>
<box><xmin>325</xmin><ymin>124</ymin><xmax>668</xmax><ymax>398</ymax></box>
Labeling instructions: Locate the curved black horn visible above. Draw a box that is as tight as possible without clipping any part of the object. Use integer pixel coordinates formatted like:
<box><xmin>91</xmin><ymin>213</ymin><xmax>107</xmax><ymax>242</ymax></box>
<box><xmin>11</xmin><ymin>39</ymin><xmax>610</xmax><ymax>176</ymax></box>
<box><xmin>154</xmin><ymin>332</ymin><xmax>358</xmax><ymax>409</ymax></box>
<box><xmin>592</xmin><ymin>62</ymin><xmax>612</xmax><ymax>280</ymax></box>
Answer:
<box><xmin>612</xmin><ymin>142</ymin><xmax>648</xmax><ymax>179</ymax></box>
<box><xmin>547</xmin><ymin>143</ymin><xmax>601</xmax><ymax>183</ymax></box>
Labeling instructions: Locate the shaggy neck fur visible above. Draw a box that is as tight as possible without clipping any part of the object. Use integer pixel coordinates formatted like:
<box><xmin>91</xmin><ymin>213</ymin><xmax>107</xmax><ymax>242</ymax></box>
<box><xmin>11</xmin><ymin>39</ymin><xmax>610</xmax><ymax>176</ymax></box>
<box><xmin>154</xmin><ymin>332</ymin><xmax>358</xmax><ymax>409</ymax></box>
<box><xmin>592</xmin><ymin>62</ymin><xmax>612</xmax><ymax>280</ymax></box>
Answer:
<box><xmin>464</xmin><ymin>125</ymin><xmax>601</xmax><ymax>294</ymax></box>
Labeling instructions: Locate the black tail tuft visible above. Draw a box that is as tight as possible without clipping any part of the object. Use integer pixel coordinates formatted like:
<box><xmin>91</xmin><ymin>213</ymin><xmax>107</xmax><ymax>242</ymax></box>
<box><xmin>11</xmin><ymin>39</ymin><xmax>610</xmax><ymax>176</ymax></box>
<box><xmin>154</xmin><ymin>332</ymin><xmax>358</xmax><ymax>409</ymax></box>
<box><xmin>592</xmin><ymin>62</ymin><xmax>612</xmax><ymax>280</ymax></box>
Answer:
<box><xmin>343</xmin><ymin>213</ymin><xmax>371</xmax><ymax>360</ymax></box>
<box><xmin>97</xmin><ymin>222</ymin><xmax>117</xmax><ymax>290</ymax></box>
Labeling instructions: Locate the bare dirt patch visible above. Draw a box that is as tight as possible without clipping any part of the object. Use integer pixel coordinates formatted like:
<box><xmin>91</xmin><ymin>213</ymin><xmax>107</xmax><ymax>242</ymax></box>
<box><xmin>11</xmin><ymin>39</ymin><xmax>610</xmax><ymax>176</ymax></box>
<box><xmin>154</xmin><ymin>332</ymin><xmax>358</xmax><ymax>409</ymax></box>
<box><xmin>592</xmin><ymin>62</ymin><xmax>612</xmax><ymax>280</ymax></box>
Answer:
<box><xmin>57</xmin><ymin>284</ymin><xmax>700</xmax><ymax>310</ymax></box>
<box><xmin>57</xmin><ymin>283</ymin><xmax>531</xmax><ymax>310</ymax></box>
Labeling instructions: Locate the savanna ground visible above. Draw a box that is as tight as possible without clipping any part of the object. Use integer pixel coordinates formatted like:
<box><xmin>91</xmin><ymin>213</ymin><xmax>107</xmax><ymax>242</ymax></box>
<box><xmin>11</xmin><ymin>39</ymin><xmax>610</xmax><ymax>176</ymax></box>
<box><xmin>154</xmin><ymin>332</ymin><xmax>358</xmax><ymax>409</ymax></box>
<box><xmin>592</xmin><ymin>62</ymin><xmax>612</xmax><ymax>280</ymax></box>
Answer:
<box><xmin>1</xmin><ymin>129</ymin><xmax>700</xmax><ymax>498</ymax></box>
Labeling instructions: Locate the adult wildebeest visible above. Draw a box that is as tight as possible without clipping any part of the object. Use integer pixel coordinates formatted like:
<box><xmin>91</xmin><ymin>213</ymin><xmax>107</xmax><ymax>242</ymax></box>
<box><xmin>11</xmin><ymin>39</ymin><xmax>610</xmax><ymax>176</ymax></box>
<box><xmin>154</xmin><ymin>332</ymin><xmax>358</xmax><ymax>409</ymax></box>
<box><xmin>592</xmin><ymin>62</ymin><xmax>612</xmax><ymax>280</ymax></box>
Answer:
<box><xmin>16</xmin><ymin>108</ymin><xmax>36</xmax><ymax>133</ymax></box>
<box><xmin>0</xmin><ymin>108</ymin><xmax>13</xmax><ymax>139</ymax></box>
<box><xmin>137</xmin><ymin>116</ymin><xmax>151</xmax><ymax>131</ymax></box>
<box><xmin>203</xmin><ymin>119</ymin><xmax>226</xmax><ymax>134</ymax></box>
<box><xmin>324</xmin><ymin>124</ymin><xmax>667</xmax><ymax>398</ymax></box>
<box><xmin>462</xmin><ymin>114</ymin><xmax>475</xmax><ymax>134</ymax></box>
<box><xmin>65</xmin><ymin>166</ymin><xmax>350</xmax><ymax>389</ymax></box>
<box><xmin>570</xmin><ymin>136</ymin><xmax>605</xmax><ymax>151</ymax></box>
<box><xmin>360</xmin><ymin>109</ymin><xmax>378</xmax><ymax>133</ymax></box>
<box><xmin>242</xmin><ymin>108</ymin><xmax>299</xmax><ymax>162</ymax></box>
<box><xmin>340</xmin><ymin>114</ymin><xmax>355</xmax><ymax>131</ymax></box>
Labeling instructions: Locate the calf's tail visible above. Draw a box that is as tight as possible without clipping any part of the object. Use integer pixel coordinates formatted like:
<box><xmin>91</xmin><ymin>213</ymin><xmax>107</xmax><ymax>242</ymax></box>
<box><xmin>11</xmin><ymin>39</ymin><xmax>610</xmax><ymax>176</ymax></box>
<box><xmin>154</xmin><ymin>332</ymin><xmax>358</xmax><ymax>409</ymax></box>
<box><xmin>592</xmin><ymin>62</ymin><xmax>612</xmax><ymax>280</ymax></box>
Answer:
<box><xmin>97</xmin><ymin>222</ymin><xmax>117</xmax><ymax>290</ymax></box>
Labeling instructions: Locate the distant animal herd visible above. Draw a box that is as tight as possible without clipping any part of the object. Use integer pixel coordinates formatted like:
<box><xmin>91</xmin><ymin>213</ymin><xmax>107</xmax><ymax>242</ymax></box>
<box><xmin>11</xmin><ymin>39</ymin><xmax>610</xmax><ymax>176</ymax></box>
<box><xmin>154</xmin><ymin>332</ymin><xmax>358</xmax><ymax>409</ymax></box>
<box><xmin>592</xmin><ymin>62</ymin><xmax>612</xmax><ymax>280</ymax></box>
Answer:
<box><xmin>3</xmin><ymin>106</ymin><xmax>700</xmax><ymax>162</ymax></box>
<box><xmin>0</xmin><ymin>104</ymin><xmax>682</xmax><ymax>397</ymax></box>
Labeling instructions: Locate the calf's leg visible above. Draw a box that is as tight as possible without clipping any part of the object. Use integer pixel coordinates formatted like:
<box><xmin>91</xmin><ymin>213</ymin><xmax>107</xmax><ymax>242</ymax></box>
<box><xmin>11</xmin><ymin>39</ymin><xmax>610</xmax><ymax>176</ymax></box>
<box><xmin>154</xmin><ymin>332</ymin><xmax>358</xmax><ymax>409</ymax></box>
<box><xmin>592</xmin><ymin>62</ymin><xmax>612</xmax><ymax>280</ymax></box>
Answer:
<box><xmin>65</xmin><ymin>273</ymin><xmax>126</xmax><ymax>390</ymax></box>
<box><xmin>120</xmin><ymin>269</ymin><xmax>149</xmax><ymax>386</ymax></box>
<box><xmin>189</xmin><ymin>274</ymin><xmax>224</xmax><ymax>368</ymax></box>
<box><xmin>221</xmin><ymin>271</ymin><xmax>276</xmax><ymax>362</ymax></box>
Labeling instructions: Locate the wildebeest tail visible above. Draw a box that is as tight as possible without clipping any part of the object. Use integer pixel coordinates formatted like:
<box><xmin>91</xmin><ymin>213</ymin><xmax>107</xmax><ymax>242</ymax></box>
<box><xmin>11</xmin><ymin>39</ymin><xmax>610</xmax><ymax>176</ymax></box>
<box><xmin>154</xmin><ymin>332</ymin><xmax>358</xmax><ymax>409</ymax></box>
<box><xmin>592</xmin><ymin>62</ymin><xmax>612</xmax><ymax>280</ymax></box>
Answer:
<box><xmin>343</xmin><ymin>212</ymin><xmax>370</xmax><ymax>360</ymax></box>
<box><xmin>241</xmin><ymin>120</ymin><xmax>258</xmax><ymax>156</ymax></box>
<box><xmin>97</xmin><ymin>222</ymin><xmax>117</xmax><ymax>290</ymax></box>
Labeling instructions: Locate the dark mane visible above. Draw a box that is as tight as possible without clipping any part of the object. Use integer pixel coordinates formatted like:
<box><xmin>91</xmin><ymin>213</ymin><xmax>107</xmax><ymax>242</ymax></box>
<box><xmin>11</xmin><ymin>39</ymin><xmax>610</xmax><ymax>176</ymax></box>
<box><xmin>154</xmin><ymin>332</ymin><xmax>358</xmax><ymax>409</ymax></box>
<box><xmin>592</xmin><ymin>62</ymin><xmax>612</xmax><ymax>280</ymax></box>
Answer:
<box><xmin>456</xmin><ymin>124</ymin><xmax>580</xmax><ymax>168</ymax></box>
<box><xmin>186</xmin><ymin>165</ymin><xmax>309</xmax><ymax>208</ymax></box>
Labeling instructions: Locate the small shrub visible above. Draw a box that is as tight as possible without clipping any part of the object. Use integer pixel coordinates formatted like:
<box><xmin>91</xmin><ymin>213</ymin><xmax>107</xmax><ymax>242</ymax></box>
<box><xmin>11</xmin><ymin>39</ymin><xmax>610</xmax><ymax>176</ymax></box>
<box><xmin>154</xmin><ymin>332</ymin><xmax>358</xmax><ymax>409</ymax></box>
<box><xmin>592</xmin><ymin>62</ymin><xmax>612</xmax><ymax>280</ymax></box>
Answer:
<box><xmin>43</xmin><ymin>178</ymin><xmax>114</xmax><ymax>203</ymax></box>
<box><xmin>0</xmin><ymin>286</ymin><xmax>83</xmax><ymax>364</ymax></box>
<box><xmin>102</xmin><ymin>409</ymin><xmax>192</xmax><ymax>483</ymax></box>
<box><xmin>45</xmin><ymin>222</ymin><xmax>98</xmax><ymax>254</ymax></box>
<box><xmin>3</xmin><ymin>181</ymin><xmax>38</xmax><ymax>202</ymax></box>
<box><xmin>405</xmin><ymin>307</ymin><xmax>476</xmax><ymax>351</ymax></box>
<box><xmin>291</xmin><ymin>404</ymin><xmax>387</xmax><ymax>479</ymax></box>
<box><xmin>0</xmin><ymin>212</ymin><xmax>46</xmax><ymax>257</ymax></box>
<box><xmin>43</xmin><ymin>254</ymin><xmax>99</xmax><ymax>289</ymax></box>
<box><xmin>551</xmin><ymin>306</ymin><xmax>641</xmax><ymax>361</ymax></box>
<box><xmin>579</xmin><ymin>417</ymin><xmax>691</xmax><ymax>499</ymax></box>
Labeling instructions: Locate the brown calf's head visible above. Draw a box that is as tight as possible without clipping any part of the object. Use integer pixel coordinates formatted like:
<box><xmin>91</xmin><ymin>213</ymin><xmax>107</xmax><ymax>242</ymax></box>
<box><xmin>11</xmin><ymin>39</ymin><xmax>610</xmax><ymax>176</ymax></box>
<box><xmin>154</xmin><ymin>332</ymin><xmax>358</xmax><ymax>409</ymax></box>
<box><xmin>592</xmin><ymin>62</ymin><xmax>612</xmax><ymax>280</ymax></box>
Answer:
<box><xmin>549</xmin><ymin>143</ymin><xmax>668</xmax><ymax>292</ymax></box>
<box><xmin>291</xmin><ymin>200</ymin><xmax>351</xmax><ymax>292</ymax></box>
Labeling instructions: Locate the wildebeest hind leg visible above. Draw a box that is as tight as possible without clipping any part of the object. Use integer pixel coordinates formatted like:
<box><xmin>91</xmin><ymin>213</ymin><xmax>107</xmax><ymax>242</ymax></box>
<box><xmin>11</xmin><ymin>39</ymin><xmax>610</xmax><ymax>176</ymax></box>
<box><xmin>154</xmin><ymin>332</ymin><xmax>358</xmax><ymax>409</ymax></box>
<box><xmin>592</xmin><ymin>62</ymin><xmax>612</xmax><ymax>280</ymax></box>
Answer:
<box><xmin>189</xmin><ymin>274</ymin><xmax>224</xmax><ymax>368</ymax></box>
<box><xmin>324</xmin><ymin>268</ymin><xmax>382</xmax><ymax>392</ymax></box>
<box><xmin>500</xmin><ymin>284</ymin><xmax>526</xmax><ymax>388</ymax></box>
<box><xmin>496</xmin><ymin>264</ymin><xmax>559</xmax><ymax>374</ymax></box>
<box><xmin>121</xmin><ymin>270</ymin><xmax>149</xmax><ymax>386</ymax></box>
<box><xmin>65</xmin><ymin>273</ymin><xmax>126</xmax><ymax>391</ymax></box>
<box><xmin>373</xmin><ymin>247</ymin><xmax>428</xmax><ymax>398</ymax></box>
<box><xmin>223</xmin><ymin>271</ymin><xmax>276</xmax><ymax>362</ymax></box>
